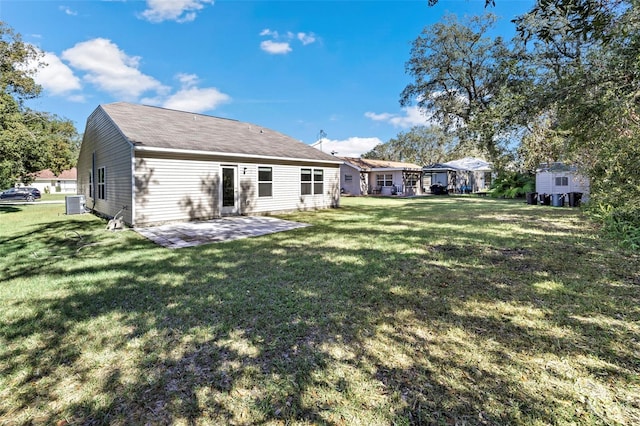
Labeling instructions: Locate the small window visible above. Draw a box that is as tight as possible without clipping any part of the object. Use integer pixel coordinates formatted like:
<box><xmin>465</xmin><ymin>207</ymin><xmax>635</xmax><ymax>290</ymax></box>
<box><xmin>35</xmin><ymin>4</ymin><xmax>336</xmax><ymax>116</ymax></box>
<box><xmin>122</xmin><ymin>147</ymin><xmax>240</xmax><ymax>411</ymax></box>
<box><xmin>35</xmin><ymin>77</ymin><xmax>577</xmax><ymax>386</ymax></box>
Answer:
<box><xmin>313</xmin><ymin>169</ymin><xmax>323</xmax><ymax>194</ymax></box>
<box><xmin>258</xmin><ymin>167</ymin><xmax>273</xmax><ymax>197</ymax></box>
<box><xmin>344</xmin><ymin>174</ymin><xmax>353</xmax><ymax>182</ymax></box>
<box><xmin>301</xmin><ymin>168</ymin><xmax>312</xmax><ymax>195</ymax></box>
<box><xmin>555</xmin><ymin>176</ymin><xmax>569</xmax><ymax>186</ymax></box>
<box><xmin>88</xmin><ymin>171</ymin><xmax>93</xmax><ymax>198</ymax></box>
<box><xmin>97</xmin><ymin>167</ymin><xmax>106</xmax><ymax>200</ymax></box>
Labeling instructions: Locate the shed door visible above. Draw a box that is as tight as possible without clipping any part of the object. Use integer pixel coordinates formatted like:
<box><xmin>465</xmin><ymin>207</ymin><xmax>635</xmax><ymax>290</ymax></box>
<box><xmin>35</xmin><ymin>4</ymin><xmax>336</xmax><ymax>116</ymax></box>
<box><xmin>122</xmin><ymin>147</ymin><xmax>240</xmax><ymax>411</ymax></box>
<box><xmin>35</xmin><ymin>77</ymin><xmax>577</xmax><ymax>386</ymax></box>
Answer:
<box><xmin>220</xmin><ymin>166</ymin><xmax>238</xmax><ymax>215</ymax></box>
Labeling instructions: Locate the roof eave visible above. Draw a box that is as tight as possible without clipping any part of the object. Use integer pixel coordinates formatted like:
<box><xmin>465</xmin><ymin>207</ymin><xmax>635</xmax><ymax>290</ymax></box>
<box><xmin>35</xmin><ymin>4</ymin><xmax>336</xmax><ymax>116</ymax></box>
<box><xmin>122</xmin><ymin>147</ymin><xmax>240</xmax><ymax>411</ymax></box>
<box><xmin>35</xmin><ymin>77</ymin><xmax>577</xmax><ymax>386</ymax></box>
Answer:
<box><xmin>134</xmin><ymin>145</ymin><xmax>343</xmax><ymax>165</ymax></box>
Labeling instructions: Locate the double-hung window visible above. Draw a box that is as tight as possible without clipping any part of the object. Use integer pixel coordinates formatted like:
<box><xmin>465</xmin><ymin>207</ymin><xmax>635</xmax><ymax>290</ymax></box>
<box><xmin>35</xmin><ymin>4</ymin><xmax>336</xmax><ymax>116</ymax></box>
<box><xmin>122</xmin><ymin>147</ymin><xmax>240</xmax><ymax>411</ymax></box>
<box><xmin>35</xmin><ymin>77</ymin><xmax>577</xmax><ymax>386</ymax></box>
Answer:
<box><xmin>376</xmin><ymin>174</ymin><xmax>393</xmax><ymax>187</ymax></box>
<box><xmin>301</xmin><ymin>168</ymin><xmax>312</xmax><ymax>195</ymax></box>
<box><xmin>258</xmin><ymin>167</ymin><xmax>273</xmax><ymax>197</ymax></box>
<box><xmin>313</xmin><ymin>169</ymin><xmax>323</xmax><ymax>194</ymax></box>
<box><xmin>301</xmin><ymin>168</ymin><xmax>323</xmax><ymax>195</ymax></box>
<box><xmin>97</xmin><ymin>167</ymin><xmax>106</xmax><ymax>200</ymax></box>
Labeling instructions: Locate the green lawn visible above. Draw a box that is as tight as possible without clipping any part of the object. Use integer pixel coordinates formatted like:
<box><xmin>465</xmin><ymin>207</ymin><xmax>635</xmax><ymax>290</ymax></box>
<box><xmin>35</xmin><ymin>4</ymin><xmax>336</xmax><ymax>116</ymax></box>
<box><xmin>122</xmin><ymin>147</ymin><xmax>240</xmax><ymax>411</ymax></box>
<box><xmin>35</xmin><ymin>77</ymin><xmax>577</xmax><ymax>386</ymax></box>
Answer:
<box><xmin>1</xmin><ymin>197</ymin><xmax>638</xmax><ymax>425</ymax></box>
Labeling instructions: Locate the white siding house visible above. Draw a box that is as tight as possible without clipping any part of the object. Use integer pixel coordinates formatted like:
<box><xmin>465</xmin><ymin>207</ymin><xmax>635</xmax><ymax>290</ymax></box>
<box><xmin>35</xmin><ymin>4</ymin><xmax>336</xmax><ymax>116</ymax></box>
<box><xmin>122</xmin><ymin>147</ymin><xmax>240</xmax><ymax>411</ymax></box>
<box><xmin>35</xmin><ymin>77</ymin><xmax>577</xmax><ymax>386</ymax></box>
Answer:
<box><xmin>77</xmin><ymin>103</ymin><xmax>341</xmax><ymax>226</ymax></box>
<box><xmin>536</xmin><ymin>163</ymin><xmax>590</xmax><ymax>202</ymax></box>
<box><xmin>29</xmin><ymin>168</ymin><xmax>77</xmax><ymax>194</ymax></box>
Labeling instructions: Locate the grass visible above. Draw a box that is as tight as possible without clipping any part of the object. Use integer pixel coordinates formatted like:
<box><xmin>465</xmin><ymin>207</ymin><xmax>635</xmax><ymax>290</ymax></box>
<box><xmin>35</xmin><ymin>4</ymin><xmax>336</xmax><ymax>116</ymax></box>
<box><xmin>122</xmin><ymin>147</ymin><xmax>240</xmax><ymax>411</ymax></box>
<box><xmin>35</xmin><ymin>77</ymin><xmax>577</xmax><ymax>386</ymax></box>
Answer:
<box><xmin>1</xmin><ymin>196</ymin><xmax>639</xmax><ymax>425</ymax></box>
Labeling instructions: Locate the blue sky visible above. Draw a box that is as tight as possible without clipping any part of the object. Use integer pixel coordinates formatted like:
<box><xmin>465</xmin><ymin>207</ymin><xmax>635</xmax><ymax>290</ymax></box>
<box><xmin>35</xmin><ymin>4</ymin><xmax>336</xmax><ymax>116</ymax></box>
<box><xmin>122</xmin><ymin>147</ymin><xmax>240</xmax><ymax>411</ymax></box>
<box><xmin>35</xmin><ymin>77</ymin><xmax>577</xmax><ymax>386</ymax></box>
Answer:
<box><xmin>2</xmin><ymin>0</ymin><xmax>533</xmax><ymax>157</ymax></box>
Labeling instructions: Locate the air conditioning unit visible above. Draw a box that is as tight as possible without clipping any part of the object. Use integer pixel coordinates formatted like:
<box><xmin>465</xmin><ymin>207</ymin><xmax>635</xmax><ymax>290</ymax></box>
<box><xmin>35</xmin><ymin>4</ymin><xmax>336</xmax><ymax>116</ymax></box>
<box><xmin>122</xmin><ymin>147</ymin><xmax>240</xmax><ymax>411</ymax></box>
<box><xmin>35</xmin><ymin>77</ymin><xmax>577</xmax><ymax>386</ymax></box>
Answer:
<box><xmin>65</xmin><ymin>195</ymin><xmax>86</xmax><ymax>215</ymax></box>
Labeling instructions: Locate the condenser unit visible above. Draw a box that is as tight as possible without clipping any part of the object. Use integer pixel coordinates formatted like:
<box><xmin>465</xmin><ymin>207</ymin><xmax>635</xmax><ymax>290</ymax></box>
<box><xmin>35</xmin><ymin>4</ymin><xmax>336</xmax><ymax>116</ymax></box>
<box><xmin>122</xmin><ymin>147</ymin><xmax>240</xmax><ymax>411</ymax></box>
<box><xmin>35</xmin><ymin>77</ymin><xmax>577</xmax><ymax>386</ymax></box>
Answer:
<box><xmin>65</xmin><ymin>195</ymin><xmax>86</xmax><ymax>215</ymax></box>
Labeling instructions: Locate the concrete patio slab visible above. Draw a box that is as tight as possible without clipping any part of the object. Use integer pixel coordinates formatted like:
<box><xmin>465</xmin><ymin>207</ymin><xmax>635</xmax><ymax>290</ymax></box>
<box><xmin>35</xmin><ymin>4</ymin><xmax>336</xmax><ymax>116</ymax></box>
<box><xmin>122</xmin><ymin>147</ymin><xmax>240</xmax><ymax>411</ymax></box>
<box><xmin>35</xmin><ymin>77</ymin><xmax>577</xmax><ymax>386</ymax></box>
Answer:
<box><xmin>134</xmin><ymin>216</ymin><xmax>310</xmax><ymax>249</ymax></box>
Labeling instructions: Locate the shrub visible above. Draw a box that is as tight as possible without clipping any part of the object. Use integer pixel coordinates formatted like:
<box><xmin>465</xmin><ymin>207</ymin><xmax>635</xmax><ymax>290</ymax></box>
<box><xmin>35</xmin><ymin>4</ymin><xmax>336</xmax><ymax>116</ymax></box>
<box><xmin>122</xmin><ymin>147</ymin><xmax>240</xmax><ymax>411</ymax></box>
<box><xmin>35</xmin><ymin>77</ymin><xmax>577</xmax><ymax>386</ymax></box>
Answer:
<box><xmin>489</xmin><ymin>171</ymin><xmax>535</xmax><ymax>198</ymax></box>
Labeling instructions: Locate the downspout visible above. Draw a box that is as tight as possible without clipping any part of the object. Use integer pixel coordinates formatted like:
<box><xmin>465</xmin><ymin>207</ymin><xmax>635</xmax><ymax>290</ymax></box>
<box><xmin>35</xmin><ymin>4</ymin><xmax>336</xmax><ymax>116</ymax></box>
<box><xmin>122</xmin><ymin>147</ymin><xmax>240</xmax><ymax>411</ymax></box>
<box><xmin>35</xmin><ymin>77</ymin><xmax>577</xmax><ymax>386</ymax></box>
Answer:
<box><xmin>130</xmin><ymin>145</ymin><xmax>136</xmax><ymax>226</ymax></box>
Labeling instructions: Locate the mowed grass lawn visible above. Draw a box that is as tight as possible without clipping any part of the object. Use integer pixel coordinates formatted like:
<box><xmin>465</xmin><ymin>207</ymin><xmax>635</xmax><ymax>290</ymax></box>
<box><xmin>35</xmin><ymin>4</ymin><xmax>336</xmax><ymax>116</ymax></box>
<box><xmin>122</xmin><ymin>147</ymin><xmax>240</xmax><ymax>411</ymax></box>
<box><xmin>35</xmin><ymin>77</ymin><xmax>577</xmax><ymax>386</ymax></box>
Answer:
<box><xmin>1</xmin><ymin>196</ymin><xmax>639</xmax><ymax>425</ymax></box>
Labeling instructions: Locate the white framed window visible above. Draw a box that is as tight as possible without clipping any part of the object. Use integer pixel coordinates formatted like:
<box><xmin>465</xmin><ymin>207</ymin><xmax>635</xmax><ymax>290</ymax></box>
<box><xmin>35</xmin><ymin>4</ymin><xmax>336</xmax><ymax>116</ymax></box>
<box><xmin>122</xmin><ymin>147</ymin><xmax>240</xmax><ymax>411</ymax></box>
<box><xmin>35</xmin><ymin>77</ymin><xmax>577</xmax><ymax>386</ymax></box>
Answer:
<box><xmin>376</xmin><ymin>174</ymin><xmax>393</xmax><ymax>187</ymax></box>
<box><xmin>301</xmin><ymin>168</ymin><xmax>324</xmax><ymax>195</ymax></box>
<box><xmin>301</xmin><ymin>168</ymin><xmax>312</xmax><ymax>195</ymax></box>
<box><xmin>258</xmin><ymin>166</ymin><xmax>273</xmax><ymax>197</ymax></box>
<box><xmin>97</xmin><ymin>167</ymin><xmax>106</xmax><ymax>200</ymax></box>
<box><xmin>313</xmin><ymin>169</ymin><xmax>323</xmax><ymax>194</ymax></box>
<box><xmin>555</xmin><ymin>176</ymin><xmax>569</xmax><ymax>186</ymax></box>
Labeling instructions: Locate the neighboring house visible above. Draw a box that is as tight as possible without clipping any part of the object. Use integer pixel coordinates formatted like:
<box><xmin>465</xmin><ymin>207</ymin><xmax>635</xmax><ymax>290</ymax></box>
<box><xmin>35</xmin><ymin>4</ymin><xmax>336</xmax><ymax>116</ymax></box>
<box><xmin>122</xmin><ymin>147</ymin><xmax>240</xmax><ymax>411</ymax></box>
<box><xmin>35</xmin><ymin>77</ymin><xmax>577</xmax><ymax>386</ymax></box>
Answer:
<box><xmin>29</xmin><ymin>168</ymin><xmax>78</xmax><ymax>194</ymax></box>
<box><xmin>536</xmin><ymin>162</ymin><xmax>590</xmax><ymax>201</ymax></box>
<box><xmin>76</xmin><ymin>103</ymin><xmax>342</xmax><ymax>227</ymax></box>
<box><xmin>423</xmin><ymin>157</ymin><xmax>493</xmax><ymax>193</ymax></box>
<box><xmin>339</xmin><ymin>157</ymin><xmax>423</xmax><ymax>196</ymax></box>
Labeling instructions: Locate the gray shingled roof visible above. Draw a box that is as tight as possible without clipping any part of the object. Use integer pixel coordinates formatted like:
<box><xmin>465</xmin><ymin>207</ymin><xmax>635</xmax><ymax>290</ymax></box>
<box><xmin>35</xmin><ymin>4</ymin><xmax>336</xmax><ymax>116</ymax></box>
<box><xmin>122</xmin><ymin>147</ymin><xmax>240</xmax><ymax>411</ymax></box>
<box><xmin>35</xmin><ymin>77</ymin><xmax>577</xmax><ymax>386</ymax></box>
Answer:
<box><xmin>100</xmin><ymin>102</ymin><xmax>339</xmax><ymax>163</ymax></box>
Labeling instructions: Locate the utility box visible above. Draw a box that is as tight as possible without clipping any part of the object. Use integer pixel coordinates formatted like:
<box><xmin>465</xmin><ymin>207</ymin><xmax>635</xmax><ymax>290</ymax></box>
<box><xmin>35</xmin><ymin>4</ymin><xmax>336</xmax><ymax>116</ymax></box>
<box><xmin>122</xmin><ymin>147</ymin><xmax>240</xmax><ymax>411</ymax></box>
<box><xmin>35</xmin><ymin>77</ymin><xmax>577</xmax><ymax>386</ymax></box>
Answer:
<box><xmin>65</xmin><ymin>195</ymin><xmax>86</xmax><ymax>215</ymax></box>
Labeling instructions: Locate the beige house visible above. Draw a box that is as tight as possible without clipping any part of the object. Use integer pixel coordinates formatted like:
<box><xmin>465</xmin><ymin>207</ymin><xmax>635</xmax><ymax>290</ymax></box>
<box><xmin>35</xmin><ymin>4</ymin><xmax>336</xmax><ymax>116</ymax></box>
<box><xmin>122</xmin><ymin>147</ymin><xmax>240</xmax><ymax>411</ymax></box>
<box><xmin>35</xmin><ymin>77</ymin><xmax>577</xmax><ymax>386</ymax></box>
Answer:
<box><xmin>30</xmin><ymin>168</ymin><xmax>77</xmax><ymax>193</ymax></box>
<box><xmin>339</xmin><ymin>157</ymin><xmax>423</xmax><ymax>196</ymax></box>
<box><xmin>77</xmin><ymin>103</ymin><xmax>341</xmax><ymax>226</ymax></box>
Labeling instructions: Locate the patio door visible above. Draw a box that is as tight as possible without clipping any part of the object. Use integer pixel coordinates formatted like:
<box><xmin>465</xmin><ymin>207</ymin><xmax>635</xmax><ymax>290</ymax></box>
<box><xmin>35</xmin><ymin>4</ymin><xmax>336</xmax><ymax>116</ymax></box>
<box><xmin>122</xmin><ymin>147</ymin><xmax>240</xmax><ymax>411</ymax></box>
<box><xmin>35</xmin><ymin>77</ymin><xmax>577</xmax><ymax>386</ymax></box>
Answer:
<box><xmin>220</xmin><ymin>165</ymin><xmax>238</xmax><ymax>215</ymax></box>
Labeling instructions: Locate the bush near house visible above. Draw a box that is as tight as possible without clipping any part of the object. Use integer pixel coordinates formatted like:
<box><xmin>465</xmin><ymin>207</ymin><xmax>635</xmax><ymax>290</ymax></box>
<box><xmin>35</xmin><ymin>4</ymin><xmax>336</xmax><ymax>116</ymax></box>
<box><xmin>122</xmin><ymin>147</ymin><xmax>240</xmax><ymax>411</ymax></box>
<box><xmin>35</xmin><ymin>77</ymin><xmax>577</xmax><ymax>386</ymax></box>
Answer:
<box><xmin>489</xmin><ymin>171</ymin><xmax>535</xmax><ymax>198</ymax></box>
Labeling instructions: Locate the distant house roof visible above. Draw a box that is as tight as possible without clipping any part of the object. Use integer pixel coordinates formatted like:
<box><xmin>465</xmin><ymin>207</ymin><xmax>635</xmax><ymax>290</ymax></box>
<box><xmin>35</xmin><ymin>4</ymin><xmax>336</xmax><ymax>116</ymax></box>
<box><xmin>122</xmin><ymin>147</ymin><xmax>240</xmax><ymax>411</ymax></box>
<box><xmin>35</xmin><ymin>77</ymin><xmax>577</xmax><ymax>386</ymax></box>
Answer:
<box><xmin>99</xmin><ymin>102</ymin><xmax>340</xmax><ymax>163</ymax></box>
<box><xmin>424</xmin><ymin>157</ymin><xmax>492</xmax><ymax>172</ymax></box>
<box><xmin>340</xmin><ymin>157</ymin><xmax>423</xmax><ymax>171</ymax></box>
<box><xmin>33</xmin><ymin>167</ymin><xmax>77</xmax><ymax>180</ymax></box>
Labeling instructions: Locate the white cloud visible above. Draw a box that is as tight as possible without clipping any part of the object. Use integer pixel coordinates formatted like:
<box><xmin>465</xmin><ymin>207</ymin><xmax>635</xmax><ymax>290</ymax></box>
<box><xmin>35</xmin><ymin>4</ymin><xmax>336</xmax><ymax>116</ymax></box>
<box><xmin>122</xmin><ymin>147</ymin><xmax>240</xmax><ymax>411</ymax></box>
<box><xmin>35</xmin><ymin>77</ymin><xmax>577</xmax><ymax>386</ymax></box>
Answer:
<box><xmin>260</xmin><ymin>29</ymin><xmax>277</xmax><ymax>37</ymax></box>
<box><xmin>140</xmin><ymin>0</ymin><xmax>213</xmax><ymax>23</ymax></box>
<box><xmin>297</xmin><ymin>32</ymin><xmax>316</xmax><ymax>45</ymax></box>
<box><xmin>155</xmin><ymin>73</ymin><xmax>230</xmax><ymax>112</ymax></box>
<box><xmin>259</xmin><ymin>28</ymin><xmax>316</xmax><ymax>55</ymax></box>
<box><xmin>365</xmin><ymin>106</ymin><xmax>434</xmax><ymax>128</ymax></box>
<box><xmin>160</xmin><ymin>87</ymin><xmax>230</xmax><ymax>112</ymax></box>
<box><xmin>59</xmin><ymin>6</ymin><xmax>78</xmax><ymax>16</ymax></box>
<box><xmin>61</xmin><ymin>38</ymin><xmax>165</xmax><ymax>99</ymax></box>
<box><xmin>30</xmin><ymin>50</ymin><xmax>82</xmax><ymax>96</ymax></box>
<box><xmin>311</xmin><ymin>137</ymin><xmax>382</xmax><ymax>158</ymax></box>
<box><xmin>260</xmin><ymin>40</ymin><xmax>292</xmax><ymax>55</ymax></box>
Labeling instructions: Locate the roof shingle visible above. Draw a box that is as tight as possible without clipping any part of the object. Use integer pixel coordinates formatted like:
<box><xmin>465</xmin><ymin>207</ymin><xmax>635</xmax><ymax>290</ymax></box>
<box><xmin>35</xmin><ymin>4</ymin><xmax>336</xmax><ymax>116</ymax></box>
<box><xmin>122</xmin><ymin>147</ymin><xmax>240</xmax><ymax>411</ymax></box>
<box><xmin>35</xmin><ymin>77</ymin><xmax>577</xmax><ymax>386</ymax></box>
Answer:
<box><xmin>100</xmin><ymin>102</ymin><xmax>340</xmax><ymax>163</ymax></box>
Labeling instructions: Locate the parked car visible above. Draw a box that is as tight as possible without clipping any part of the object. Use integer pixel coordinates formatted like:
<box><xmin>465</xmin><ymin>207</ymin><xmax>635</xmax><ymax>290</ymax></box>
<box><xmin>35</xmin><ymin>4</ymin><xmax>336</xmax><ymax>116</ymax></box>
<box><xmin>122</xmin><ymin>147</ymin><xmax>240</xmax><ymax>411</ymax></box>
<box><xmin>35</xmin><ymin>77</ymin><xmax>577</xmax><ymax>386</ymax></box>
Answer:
<box><xmin>0</xmin><ymin>187</ymin><xmax>42</xmax><ymax>202</ymax></box>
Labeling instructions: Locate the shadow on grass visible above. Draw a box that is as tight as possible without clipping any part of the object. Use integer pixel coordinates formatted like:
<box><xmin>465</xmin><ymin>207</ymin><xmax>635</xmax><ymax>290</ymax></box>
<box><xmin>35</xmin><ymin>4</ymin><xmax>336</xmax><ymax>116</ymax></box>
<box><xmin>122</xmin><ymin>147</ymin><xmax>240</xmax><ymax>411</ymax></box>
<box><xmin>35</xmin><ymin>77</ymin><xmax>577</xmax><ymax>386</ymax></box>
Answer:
<box><xmin>1</xmin><ymin>198</ymin><xmax>638</xmax><ymax>424</ymax></box>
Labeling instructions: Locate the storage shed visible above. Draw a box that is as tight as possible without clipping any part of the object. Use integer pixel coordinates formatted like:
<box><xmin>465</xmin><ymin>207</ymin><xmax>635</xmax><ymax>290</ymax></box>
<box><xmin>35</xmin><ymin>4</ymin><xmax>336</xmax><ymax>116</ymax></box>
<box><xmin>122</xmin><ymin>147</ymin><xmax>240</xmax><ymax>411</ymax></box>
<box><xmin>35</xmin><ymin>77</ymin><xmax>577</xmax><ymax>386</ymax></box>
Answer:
<box><xmin>76</xmin><ymin>103</ymin><xmax>342</xmax><ymax>226</ymax></box>
<box><xmin>536</xmin><ymin>162</ymin><xmax>590</xmax><ymax>203</ymax></box>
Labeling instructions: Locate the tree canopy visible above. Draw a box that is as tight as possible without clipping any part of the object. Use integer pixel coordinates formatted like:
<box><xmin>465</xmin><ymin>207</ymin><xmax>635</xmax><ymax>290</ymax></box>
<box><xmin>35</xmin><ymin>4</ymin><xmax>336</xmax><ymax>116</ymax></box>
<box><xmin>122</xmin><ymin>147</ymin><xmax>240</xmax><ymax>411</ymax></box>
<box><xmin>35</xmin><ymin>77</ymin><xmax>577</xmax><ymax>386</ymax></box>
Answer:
<box><xmin>0</xmin><ymin>22</ymin><xmax>78</xmax><ymax>189</ymax></box>
<box><xmin>400</xmin><ymin>14</ymin><xmax>528</xmax><ymax>165</ymax></box>
<box><xmin>363</xmin><ymin>125</ymin><xmax>456</xmax><ymax>165</ymax></box>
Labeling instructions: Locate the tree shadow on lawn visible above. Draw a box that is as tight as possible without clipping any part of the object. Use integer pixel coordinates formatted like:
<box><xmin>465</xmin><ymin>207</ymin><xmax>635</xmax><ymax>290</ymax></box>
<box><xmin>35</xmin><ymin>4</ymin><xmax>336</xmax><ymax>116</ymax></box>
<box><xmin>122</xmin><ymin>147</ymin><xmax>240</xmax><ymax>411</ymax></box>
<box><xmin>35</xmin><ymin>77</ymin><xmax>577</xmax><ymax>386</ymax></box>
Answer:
<box><xmin>1</xmin><ymin>203</ymin><xmax>639</xmax><ymax>424</ymax></box>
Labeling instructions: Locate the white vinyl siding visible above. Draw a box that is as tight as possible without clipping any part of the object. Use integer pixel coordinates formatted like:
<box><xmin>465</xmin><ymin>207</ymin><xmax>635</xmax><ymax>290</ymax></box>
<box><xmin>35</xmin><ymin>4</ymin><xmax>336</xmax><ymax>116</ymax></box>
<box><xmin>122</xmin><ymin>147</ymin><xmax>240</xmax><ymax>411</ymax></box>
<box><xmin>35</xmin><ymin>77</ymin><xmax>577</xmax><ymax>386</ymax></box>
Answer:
<box><xmin>536</xmin><ymin>171</ymin><xmax>590</xmax><ymax>201</ymax></box>
<box><xmin>134</xmin><ymin>155</ymin><xmax>220</xmax><ymax>225</ymax></box>
<box><xmin>76</xmin><ymin>107</ymin><xmax>134</xmax><ymax>224</ymax></box>
<box><xmin>133</xmin><ymin>154</ymin><xmax>340</xmax><ymax>225</ymax></box>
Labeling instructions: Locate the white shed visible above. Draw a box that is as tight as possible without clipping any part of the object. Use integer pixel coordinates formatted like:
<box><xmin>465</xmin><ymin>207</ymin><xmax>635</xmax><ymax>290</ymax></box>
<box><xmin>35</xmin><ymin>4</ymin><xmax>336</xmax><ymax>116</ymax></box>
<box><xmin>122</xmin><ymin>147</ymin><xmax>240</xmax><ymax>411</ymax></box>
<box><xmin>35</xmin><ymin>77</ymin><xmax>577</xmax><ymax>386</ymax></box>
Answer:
<box><xmin>536</xmin><ymin>163</ymin><xmax>590</xmax><ymax>202</ymax></box>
